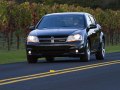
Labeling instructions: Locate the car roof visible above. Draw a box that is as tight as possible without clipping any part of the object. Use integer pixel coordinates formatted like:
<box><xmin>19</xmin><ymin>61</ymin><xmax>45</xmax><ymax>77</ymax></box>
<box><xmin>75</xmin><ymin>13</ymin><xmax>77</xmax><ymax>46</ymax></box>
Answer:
<box><xmin>45</xmin><ymin>12</ymin><xmax>92</xmax><ymax>16</ymax></box>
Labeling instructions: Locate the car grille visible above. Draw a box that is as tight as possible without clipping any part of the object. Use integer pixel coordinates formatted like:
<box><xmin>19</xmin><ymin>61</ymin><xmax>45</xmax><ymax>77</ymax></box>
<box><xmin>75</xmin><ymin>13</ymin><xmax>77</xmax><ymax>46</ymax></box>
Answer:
<box><xmin>39</xmin><ymin>36</ymin><xmax>67</xmax><ymax>43</ymax></box>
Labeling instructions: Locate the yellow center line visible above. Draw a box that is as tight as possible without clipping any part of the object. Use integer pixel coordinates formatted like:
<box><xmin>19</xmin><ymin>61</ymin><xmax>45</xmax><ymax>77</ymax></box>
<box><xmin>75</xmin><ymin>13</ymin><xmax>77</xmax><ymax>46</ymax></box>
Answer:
<box><xmin>0</xmin><ymin>60</ymin><xmax>119</xmax><ymax>82</ymax></box>
<box><xmin>0</xmin><ymin>60</ymin><xmax>120</xmax><ymax>86</ymax></box>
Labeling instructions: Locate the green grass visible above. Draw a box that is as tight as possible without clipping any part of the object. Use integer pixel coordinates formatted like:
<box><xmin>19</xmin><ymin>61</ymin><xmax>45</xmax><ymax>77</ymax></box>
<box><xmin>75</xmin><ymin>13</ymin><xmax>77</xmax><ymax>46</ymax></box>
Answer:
<box><xmin>106</xmin><ymin>45</ymin><xmax>120</xmax><ymax>53</ymax></box>
<box><xmin>0</xmin><ymin>50</ymin><xmax>26</xmax><ymax>64</ymax></box>
<box><xmin>0</xmin><ymin>45</ymin><xmax>120</xmax><ymax>64</ymax></box>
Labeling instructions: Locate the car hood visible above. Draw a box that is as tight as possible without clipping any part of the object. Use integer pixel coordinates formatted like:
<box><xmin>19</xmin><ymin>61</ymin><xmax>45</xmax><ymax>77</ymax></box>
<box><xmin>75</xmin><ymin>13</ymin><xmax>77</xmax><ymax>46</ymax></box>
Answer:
<box><xmin>29</xmin><ymin>28</ymin><xmax>85</xmax><ymax>37</ymax></box>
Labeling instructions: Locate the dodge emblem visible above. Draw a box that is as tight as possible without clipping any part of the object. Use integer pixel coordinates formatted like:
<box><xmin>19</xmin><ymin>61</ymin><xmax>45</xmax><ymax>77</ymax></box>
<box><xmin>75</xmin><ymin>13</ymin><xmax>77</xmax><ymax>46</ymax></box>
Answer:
<box><xmin>51</xmin><ymin>37</ymin><xmax>54</xmax><ymax>43</ymax></box>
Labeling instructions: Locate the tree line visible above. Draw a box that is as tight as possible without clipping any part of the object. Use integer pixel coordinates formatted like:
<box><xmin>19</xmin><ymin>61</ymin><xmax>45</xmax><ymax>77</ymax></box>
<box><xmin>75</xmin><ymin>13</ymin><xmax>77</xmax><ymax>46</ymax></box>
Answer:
<box><xmin>14</xmin><ymin>0</ymin><xmax>120</xmax><ymax>10</ymax></box>
<box><xmin>0</xmin><ymin>1</ymin><xmax>120</xmax><ymax>50</ymax></box>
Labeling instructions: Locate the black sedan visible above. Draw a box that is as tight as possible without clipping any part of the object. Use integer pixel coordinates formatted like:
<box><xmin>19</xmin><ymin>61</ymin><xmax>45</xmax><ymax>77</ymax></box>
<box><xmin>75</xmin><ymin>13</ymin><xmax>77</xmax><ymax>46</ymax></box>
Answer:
<box><xmin>26</xmin><ymin>12</ymin><xmax>105</xmax><ymax>63</ymax></box>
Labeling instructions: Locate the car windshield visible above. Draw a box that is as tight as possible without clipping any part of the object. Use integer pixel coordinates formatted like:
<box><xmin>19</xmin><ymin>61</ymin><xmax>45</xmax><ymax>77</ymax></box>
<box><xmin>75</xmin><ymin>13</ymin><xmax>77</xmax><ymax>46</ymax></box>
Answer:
<box><xmin>37</xmin><ymin>14</ymin><xmax>86</xmax><ymax>29</ymax></box>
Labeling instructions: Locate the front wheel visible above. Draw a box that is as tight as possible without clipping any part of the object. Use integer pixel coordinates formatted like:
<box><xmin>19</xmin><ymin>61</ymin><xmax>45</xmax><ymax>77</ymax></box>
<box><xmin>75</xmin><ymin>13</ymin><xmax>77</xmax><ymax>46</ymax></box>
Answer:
<box><xmin>80</xmin><ymin>41</ymin><xmax>90</xmax><ymax>62</ymax></box>
<box><xmin>95</xmin><ymin>41</ymin><xmax>105</xmax><ymax>60</ymax></box>
<box><xmin>27</xmin><ymin>56</ymin><xmax>38</xmax><ymax>63</ymax></box>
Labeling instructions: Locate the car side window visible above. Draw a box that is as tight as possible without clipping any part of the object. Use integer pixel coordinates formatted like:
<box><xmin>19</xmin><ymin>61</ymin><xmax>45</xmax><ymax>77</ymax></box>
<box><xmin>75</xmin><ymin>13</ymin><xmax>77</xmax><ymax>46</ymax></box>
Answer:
<box><xmin>88</xmin><ymin>15</ymin><xmax>96</xmax><ymax>25</ymax></box>
<box><xmin>86</xmin><ymin>15</ymin><xmax>92</xmax><ymax>26</ymax></box>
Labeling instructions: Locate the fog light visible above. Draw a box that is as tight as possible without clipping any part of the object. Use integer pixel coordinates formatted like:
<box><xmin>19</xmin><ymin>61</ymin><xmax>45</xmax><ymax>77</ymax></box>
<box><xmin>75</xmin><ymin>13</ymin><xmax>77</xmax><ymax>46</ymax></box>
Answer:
<box><xmin>28</xmin><ymin>51</ymin><xmax>31</xmax><ymax>55</ymax></box>
<box><xmin>76</xmin><ymin>50</ymin><xmax>79</xmax><ymax>53</ymax></box>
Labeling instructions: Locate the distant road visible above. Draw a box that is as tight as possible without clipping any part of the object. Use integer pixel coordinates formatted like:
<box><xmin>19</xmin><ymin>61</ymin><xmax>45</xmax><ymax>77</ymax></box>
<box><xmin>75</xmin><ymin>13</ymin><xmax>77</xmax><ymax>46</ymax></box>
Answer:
<box><xmin>0</xmin><ymin>52</ymin><xmax>120</xmax><ymax>90</ymax></box>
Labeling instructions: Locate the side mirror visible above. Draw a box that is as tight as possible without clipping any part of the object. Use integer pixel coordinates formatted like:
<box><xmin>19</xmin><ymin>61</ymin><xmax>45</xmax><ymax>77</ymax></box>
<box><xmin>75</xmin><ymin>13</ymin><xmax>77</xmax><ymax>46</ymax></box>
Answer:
<box><xmin>29</xmin><ymin>26</ymin><xmax>35</xmax><ymax>31</ymax></box>
<box><xmin>88</xmin><ymin>24</ymin><xmax>97</xmax><ymax>29</ymax></box>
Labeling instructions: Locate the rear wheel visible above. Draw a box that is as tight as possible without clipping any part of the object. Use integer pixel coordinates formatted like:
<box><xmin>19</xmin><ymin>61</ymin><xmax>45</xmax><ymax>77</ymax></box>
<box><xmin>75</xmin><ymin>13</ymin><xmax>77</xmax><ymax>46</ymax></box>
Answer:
<box><xmin>80</xmin><ymin>41</ymin><xmax>90</xmax><ymax>62</ymax></box>
<box><xmin>95</xmin><ymin>40</ymin><xmax>105</xmax><ymax>60</ymax></box>
<box><xmin>27</xmin><ymin>56</ymin><xmax>38</xmax><ymax>63</ymax></box>
<box><xmin>46</xmin><ymin>57</ymin><xmax>54</xmax><ymax>62</ymax></box>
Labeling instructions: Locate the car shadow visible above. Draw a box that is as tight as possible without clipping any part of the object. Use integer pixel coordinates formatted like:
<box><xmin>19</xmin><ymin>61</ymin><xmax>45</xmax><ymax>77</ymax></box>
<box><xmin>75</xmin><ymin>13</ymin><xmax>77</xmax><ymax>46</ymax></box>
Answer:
<box><xmin>36</xmin><ymin>56</ymin><xmax>97</xmax><ymax>64</ymax></box>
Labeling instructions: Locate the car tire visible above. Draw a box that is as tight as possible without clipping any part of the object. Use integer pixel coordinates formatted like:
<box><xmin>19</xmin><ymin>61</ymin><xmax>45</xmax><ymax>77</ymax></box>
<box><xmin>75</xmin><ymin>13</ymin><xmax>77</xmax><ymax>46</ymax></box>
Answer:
<box><xmin>46</xmin><ymin>57</ymin><xmax>54</xmax><ymax>62</ymax></box>
<box><xmin>95</xmin><ymin>40</ymin><xmax>105</xmax><ymax>60</ymax></box>
<box><xmin>80</xmin><ymin>40</ymin><xmax>90</xmax><ymax>62</ymax></box>
<box><xmin>27</xmin><ymin>56</ymin><xmax>38</xmax><ymax>63</ymax></box>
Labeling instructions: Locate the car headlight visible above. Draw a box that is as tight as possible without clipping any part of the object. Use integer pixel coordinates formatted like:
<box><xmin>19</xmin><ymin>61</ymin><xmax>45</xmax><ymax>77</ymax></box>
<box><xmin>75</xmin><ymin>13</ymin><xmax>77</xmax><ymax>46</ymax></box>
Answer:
<box><xmin>27</xmin><ymin>36</ymin><xmax>39</xmax><ymax>43</ymax></box>
<box><xmin>66</xmin><ymin>34</ymin><xmax>83</xmax><ymax>42</ymax></box>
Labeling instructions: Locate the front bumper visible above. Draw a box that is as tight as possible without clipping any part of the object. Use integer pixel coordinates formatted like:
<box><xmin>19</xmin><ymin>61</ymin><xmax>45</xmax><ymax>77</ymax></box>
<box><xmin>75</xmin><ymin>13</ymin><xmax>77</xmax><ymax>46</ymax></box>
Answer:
<box><xmin>26</xmin><ymin>42</ymin><xmax>85</xmax><ymax>57</ymax></box>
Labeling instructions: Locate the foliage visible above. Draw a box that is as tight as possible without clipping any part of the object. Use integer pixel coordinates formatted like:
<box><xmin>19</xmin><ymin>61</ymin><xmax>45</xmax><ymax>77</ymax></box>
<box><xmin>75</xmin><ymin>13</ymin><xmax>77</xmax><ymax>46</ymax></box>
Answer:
<box><xmin>0</xmin><ymin>1</ymin><xmax>120</xmax><ymax>50</ymax></box>
<box><xmin>15</xmin><ymin>0</ymin><xmax>120</xmax><ymax>10</ymax></box>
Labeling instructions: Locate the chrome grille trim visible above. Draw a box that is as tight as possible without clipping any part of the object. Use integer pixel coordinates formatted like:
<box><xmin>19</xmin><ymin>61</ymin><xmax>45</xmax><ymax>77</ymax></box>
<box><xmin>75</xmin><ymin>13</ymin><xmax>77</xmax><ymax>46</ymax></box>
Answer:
<box><xmin>39</xmin><ymin>37</ymin><xmax>67</xmax><ymax>43</ymax></box>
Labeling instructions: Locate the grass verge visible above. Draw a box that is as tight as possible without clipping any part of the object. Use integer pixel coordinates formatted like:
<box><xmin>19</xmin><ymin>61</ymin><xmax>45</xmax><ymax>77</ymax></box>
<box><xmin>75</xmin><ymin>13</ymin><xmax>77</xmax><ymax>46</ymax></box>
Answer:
<box><xmin>0</xmin><ymin>45</ymin><xmax>120</xmax><ymax>64</ymax></box>
<box><xmin>106</xmin><ymin>44</ymin><xmax>120</xmax><ymax>53</ymax></box>
<box><xmin>0</xmin><ymin>50</ymin><xmax>26</xmax><ymax>64</ymax></box>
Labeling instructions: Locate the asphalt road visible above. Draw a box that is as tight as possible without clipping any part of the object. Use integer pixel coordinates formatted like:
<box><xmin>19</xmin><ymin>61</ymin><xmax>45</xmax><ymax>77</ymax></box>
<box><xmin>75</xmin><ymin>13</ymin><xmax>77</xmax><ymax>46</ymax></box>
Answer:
<box><xmin>0</xmin><ymin>52</ymin><xmax>120</xmax><ymax>90</ymax></box>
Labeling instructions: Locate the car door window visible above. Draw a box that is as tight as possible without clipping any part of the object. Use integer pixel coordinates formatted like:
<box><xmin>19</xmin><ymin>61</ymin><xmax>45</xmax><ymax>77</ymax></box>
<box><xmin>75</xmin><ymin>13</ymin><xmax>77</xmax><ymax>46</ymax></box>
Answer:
<box><xmin>89</xmin><ymin>15</ymin><xmax>96</xmax><ymax>25</ymax></box>
<box><xmin>86</xmin><ymin>15</ymin><xmax>92</xmax><ymax>26</ymax></box>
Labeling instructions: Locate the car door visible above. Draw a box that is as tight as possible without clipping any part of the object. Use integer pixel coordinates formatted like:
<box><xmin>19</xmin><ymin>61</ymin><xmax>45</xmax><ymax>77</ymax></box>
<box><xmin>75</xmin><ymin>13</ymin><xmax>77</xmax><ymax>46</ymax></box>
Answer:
<box><xmin>86</xmin><ymin>15</ymin><xmax>100</xmax><ymax>51</ymax></box>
